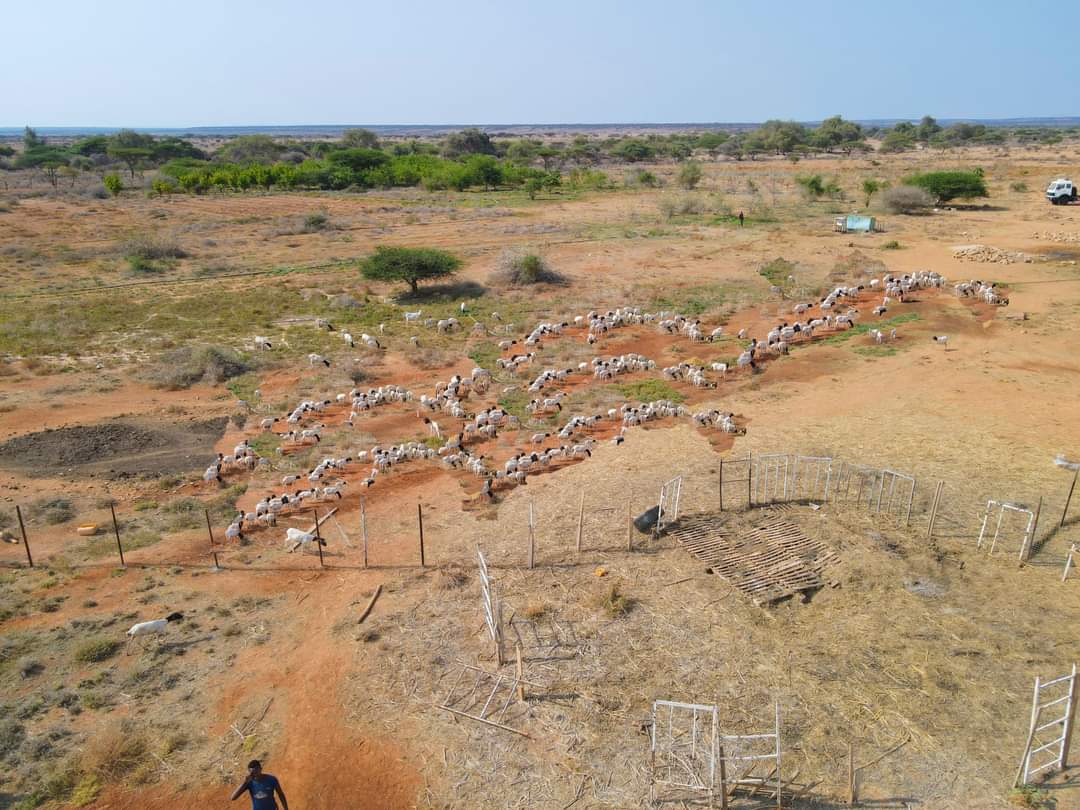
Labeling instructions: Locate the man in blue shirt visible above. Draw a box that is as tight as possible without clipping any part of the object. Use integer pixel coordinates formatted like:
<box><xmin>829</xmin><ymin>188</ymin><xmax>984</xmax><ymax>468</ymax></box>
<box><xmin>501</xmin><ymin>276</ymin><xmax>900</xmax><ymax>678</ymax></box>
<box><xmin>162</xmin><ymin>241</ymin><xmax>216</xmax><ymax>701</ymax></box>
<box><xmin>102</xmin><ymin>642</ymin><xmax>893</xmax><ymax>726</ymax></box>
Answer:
<box><xmin>230</xmin><ymin>760</ymin><xmax>289</xmax><ymax>810</ymax></box>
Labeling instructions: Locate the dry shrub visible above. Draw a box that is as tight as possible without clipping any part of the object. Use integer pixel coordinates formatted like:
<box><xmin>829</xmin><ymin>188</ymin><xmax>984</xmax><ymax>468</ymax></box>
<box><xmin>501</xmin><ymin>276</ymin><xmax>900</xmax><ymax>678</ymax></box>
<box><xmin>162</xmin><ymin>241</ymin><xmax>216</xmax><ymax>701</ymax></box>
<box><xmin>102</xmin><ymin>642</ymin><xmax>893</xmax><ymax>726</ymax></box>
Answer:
<box><xmin>149</xmin><ymin>346</ymin><xmax>254</xmax><ymax>389</ymax></box>
<box><xmin>74</xmin><ymin>638</ymin><xmax>121</xmax><ymax>664</ymax></box>
<box><xmin>408</xmin><ymin>346</ymin><xmax>456</xmax><ymax>370</ymax></box>
<box><xmin>82</xmin><ymin>720</ymin><xmax>148</xmax><ymax>781</ymax></box>
<box><xmin>435</xmin><ymin>566</ymin><xmax>467</xmax><ymax>590</ymax></box>
<box><xmin>592</xmin><ymin>583</ymin><xmax>633</xmax><ymax>618</ymax></box>
<box><xmin>658</xmin><ymin>193</ymin><xmax>706</xmax><ymax>219</ymax></box>
<box><xmin>121</xmin><ymin>234</ymin><xmax>188</xmax><ymax>261</ymax></box>
<box><xmin>882</xmin><ymin>185</ymin><xmax>934</xmax><ymax>214</ymax></box>
<box><xmin>489</xmin><ymin>249</ymin><xmax>566</xmax><ymax>287</ymax></box>
<box><xmin>523</xmin><ymin>602</ymin><xmax>547</xmax><ymax>619</ymax></box>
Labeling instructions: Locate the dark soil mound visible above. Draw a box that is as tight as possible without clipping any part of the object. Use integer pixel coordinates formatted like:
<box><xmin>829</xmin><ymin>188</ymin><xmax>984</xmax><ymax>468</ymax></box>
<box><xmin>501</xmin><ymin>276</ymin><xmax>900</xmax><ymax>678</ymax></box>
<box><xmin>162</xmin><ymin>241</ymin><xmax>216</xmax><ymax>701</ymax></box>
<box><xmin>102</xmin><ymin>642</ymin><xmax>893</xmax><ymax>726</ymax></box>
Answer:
<box><xmin>0</xmin><ymin>418</ymin><xmax>228</xmax><ymax>479</ymax></box>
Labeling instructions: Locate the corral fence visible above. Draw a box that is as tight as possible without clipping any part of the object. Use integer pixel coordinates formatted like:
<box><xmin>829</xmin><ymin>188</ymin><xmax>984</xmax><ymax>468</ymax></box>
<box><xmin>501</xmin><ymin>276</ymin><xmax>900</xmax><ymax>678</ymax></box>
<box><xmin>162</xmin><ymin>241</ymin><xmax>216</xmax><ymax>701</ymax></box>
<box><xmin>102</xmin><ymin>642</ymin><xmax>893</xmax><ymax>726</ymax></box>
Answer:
<box><xmin>4</xmin><ymin>449</ymin><xmax>1079</xmax><ymax>580</ymax></box>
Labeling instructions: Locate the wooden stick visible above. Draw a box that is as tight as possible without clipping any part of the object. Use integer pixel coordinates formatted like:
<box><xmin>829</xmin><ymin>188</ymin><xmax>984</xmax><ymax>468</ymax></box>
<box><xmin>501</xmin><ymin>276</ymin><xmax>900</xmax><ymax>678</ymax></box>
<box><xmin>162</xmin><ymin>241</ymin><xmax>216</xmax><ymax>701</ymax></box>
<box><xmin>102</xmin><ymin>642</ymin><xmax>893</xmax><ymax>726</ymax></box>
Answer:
<box><xmin>438</xmin><ymin>705</ymin><xmax>530</xmax><ymax>738</ymax></box>
<box><xmin>110</xmin><ymin>503</ymin><xmax>126</xmax><ymax>567</ymax></box>
<box><xmin>418</xmin><ymin>503</ymin><xmax>425</xmax><ymax>567</ymax></box>
<box><xmin>357</xmin><ymin>584</ymin><xmax>381</xmax><ymax>623</ymax></box>
<box><xmin>515</xmin><ymin>643</ymin><xmax>525</xmax><ymax>701</ymax></box>
<box><xmin>854</xmin><ymin>732</ymin><xmax>911</xmax><ymax>773</ymax></box>
<box><xmin>205</xmin><ymin>508</ymin><xmax>216</xmax><ymax>547</ymax></box>
<box><xmin>927</xmin><ymin>481</ymin><xmax>943</xmax><ymax>540</ymax></box>
<box><xmin>717</xmin><ymin>744</ymin><xmax>729</xmax><ymax>810</ymax></box>
<box><xmin>847</xmin><ymin>742</ymin><xmax>855</xmax><ymax>804</ymax></box>
<box><xmin>1063</xmin><ymin>468</ymin><xmax>1078</xmax><ymax>528</ymax></box>
<box><xmin>360</xmin><ymin>497</ymin><xmax>368</xmax><ymax>569</ymax></box>
<box><xmin>1064</xmin><ymin>545</ymin><xmax>1076</xmax><ymax>582</ymax></box>
<box><xmin>575</xmin><ymin>491</ymin><xmax>585</xmax><ymax>553</ymax></box>
<box><xmin>719</xmin><ymin>458</ymin><xmax>724</xmax><ymax>512</ymax></box>
<box><xmin>15</xmin><ymin>505</ymin><xmax>33</xmax><ymax>568</ymax></box>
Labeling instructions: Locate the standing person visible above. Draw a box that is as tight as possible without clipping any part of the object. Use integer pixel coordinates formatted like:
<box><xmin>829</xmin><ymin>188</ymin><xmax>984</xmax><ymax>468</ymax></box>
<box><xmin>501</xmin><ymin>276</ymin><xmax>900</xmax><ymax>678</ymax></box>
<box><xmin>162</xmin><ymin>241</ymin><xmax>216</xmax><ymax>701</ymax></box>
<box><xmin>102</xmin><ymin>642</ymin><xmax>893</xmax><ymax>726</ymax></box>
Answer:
<box><xmin>738</xmin><ymin>211</ymin><xmax>745</xmax><ymax>227</ymax></box>
<box><xmin>231</xmin><ymin>760</ymin><xmax>289</xmax><ymax>810</ymax></box>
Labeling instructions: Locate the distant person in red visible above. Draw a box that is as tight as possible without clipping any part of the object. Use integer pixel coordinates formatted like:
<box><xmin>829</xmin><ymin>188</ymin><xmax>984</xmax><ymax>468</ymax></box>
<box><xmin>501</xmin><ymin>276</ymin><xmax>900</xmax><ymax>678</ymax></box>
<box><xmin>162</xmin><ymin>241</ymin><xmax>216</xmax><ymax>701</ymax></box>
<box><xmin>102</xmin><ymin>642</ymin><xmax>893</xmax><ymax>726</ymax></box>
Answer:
<box><xmin>738</xmin><ymin>211</ymin><xmax>745</xmax><ymax>227</ymax></box>
<box><xmin>231</xmin><ymin>760</ymin><xmax>288</xmax><ymax>810</ymax></box>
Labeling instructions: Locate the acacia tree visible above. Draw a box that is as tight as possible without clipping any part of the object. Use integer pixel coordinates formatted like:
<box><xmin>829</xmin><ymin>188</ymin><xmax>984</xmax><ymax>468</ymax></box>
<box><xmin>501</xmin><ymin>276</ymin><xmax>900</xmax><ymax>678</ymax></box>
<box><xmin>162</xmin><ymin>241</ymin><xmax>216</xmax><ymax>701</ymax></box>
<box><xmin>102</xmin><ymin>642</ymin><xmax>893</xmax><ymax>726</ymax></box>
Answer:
<box><xmin>359</xmin><ymin>246</ymin><xmax>461</xmax><ymax>294</ymax></box>
<box><xmin>862</xmin><ymin>179</ymin><xmax>882</xmax><ymax>207</ymax></box>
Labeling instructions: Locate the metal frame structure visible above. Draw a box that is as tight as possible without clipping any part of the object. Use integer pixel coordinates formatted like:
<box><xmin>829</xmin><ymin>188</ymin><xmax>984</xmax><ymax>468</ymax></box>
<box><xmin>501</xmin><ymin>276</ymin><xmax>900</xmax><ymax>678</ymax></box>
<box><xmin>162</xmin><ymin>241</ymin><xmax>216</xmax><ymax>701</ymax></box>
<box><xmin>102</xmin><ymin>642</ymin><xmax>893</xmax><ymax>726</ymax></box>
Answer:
<box><xmin>656</xmin><ymin>476</ymin><xmax>684</xmax><ymax>533</ymax></box>
<box><xmin>720</xmin><ymin>702</ymin><xmax>783</xmax><ymax>808</ymax></box>
<box><xmin>752</xmin><ymin>454</ymin><xmax>791</xmax><ymax>505</ymax></box>
<box><xmin>791</xmin><ymin>455</ymin><xmax>834</xmax><ymax>502</ymax></box>
<box><xmin>875</xmin><ymin>469</ymin><xmax>917</xmax><ymax>525</ymax></box>
<box><xmin>1017</xmin><ymin>664</ymin><xmax>1078</xmax><ymax>786</ymax></box>
<box><xmin>476</xmin><ymin>546</ymin><xmax>504</xmax><ymax>662</ymax></box>
<box><xmin>649</xmin><ymin>700</ymin><xmax>719</xmax><ymax>805</ymax></box>
<box><xmin>977</xmin><ymin>500</ymin><xmax>1036</xmax><ymax>560</ymax></box>
<box><xmin>438</xmin><ymin>662</ymin><xmax>542</xmax><ymax>737</ymax></box>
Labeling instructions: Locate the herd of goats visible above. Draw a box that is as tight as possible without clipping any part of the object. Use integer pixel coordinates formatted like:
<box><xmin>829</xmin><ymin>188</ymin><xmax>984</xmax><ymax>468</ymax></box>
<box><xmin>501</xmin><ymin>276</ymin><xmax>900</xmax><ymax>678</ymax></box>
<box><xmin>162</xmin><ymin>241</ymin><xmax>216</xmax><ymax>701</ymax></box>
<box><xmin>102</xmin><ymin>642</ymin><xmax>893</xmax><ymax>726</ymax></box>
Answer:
<box><xmin>201</xmin><ymin>269</ymin><xmax>1001</xmax><ymax>551</ymax></box>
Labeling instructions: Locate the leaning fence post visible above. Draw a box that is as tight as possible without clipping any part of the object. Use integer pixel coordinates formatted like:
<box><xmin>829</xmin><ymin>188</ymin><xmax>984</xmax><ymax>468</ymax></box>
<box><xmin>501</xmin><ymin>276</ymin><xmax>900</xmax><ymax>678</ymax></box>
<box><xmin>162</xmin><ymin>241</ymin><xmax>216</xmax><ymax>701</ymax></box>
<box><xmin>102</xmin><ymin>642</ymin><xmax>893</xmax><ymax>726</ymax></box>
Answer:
<box><xmin>719</xmin><ymin>458</ymin><xmax>724</xmax><ymax>512</ymax></box>
<box><xmin>1015</xmin><ymin>675</ymin><xmax>1042</xmax><ymax>787</ymax></box>
<box><xmin>1063</xmin><ymin>468</ymin><xmax>1078</xmax><ymax>528</ymax></box>
<box><xmin>905</xmin><ymin>478</ymin><xmax>916</xmax><ymax>526</ymax></box>
<box><xmin>109</xmin><ymin>503</ymin><xmax>126</xmax><ymax>568</ymax></box>
<box><xmin>204</xmin><ymin>509</ymin><xmax>216</xmax><ymax>546</ymax></box>
<box><xmin>927</xmin><ymin>481</ymin><xmax>943</xmax><ymax>541</ymax></box>
<box><xmin>418</xmin><ymin>503</ymin><xmax>426</xmax><ymax>567</ymax></box>
<box><xmin>15</xmin><ymin>505</ymin><xmax>33</xmax><ymax>568</ymax></box>
<box><xmin>627</xmin><ymin>499</ymin><xmax>633</xmax><ymax>552</ymax></box>
<box><xmin>311</xmin><ymin>509</ymin><xmax>325</xmax><ymax>567</ymax></box>
<box><xmin>575</xmin><ymin>491</ymin><xmax>585</xmax><ymax>554</ymax></box>
<box><xmin>360</xmin><ymin>496</ymin><xmax>369</xmax><ymax>569</ymax></box>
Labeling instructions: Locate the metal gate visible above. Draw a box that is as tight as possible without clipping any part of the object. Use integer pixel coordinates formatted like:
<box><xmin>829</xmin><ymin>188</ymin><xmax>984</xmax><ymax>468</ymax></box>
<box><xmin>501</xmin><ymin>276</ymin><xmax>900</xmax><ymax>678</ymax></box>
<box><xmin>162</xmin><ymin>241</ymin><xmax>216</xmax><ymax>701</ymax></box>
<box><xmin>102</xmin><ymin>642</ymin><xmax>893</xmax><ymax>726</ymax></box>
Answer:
<box><xmin>1017</xmin><ymin>664</ymin><xmax>1078</xmax><ymax>786</ymax></box>
<box><xmin>657</xmin><ymin>476</ymin><xmax>683</xmax><ymax>533</ymax></box>
<box><xmin>977</xmin><ymin>500</ymin><xmax>1036</xmax><ymax>560</ymax></box>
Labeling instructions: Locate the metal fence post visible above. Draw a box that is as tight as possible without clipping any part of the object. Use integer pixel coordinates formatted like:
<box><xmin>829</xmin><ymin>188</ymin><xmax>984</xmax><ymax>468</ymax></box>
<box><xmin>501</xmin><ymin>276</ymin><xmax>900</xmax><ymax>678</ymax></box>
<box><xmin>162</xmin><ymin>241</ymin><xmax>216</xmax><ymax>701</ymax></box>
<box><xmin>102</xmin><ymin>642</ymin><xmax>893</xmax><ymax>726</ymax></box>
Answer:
<box><xmin>15</xmin><ymin>505</ymin><xmax>33</xmax><ymax>568</ymax></box>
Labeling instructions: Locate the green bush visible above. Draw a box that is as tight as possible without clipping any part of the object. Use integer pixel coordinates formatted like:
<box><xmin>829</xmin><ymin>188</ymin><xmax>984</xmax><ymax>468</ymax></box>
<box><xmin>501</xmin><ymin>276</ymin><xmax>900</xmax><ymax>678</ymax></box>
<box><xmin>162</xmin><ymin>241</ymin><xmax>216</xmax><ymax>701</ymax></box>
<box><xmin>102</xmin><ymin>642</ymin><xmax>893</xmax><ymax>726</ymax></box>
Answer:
<box><xmin>677</xmin><ymin>161</ymin><xmax>703</xmax><ymax>190</ymax></box>
<box><xmin>74</xmin><ymin>638</ymin><xmax>122</xmax><ymax>664</ymax></box>
<box><xmin>103</xmin><ymin>174</ymin><xmax>123</xmax><ymax>196</ymax></box>
<box><xmin>903</xmin><ymin>170</ymin><xmax>988</xmax><ymax>202</ymax></box>
<box><xmin>32</xmin><ymin>498</ymin><xmax>75</xmax><ymax>525</ymax></box>
<box><xmin>615</xmin><ymin>379</ymin><xmax>685</xmax><ymax>403</ymax></box>
<box><xmin>882</xmin><ymin>240</ymin><xmax>901</xmax><ymax>250</ymax></box>
<box><xmin>359</xmin><ymin>246</ymin><xmax>461</xmax><ymax>294</ymax></box>
<box><xmin>1010</xmin><ymin>181</ymin><xmax>1028</xmax><ymax>193</ymax></box>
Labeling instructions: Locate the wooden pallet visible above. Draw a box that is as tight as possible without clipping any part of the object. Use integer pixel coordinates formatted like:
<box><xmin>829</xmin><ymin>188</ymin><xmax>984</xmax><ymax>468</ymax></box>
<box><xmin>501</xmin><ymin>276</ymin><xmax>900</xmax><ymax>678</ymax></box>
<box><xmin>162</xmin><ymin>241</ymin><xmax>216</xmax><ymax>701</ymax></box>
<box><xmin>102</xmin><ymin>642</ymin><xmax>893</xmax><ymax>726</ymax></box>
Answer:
<box><xmin>669</xmin><ymin>514</ymin><xmax>838</xmax><ymax>605</ymax></box>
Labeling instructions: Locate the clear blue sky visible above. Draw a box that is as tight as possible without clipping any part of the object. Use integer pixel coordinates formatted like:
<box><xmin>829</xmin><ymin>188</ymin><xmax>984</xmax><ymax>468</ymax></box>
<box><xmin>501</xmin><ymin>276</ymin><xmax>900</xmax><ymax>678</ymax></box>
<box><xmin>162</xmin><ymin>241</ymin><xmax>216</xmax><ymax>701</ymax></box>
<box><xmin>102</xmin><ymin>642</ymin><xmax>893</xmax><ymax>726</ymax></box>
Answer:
<box><xmin>2</xmin><ymin>0</ymin><xmax>1075</xmax><ymax>126</ymax></box>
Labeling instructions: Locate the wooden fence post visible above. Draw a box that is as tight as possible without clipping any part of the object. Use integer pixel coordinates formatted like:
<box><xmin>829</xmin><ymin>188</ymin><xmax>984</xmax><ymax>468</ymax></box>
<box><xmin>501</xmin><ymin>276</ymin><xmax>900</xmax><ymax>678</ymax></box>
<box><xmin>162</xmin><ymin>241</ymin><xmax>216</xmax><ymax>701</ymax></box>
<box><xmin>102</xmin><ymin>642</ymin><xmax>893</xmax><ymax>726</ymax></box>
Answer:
<box><xmin>1016</xmin><ymin>676</ymin><xmax>1042</xmax><ymax>787</ymax></box>
<box><xmin>418</xmin><ymin>503</ymin><xmax>425</xmax><ymax>567</ymax></box>
<box><xmin>719</xmin><ymin>459</ymin><xmax>724</xmax><ymax>512</ymax></box>
<box><xmin>360</xmin><ymin>497</ymin><xmax>368</xmax><ymax>569</ymax></box>
<box><xmin>312</xmin><ymin>509</ymin><xmax>325</xmax><ymax>567</ymax></box>
<box><xmin>747</xmin><ymin>451</ymin><xmax>752</xmax><ymax>508</ymax></box>
<box><xmin>627</xmin><ymin>499</ymin><xmax>633</xmax><ymax>552</ymax></box>
<box><xmin>15</xmin><ymin>505</ymin><xmax>33</xmax><ymax>568</ymax></box>
<box><xmin>109</xmin><ymin>503</ymin><xmax>126</xmax><ymax>568</ymax></box>
<box><xmin>575</xmin><ymin>491</ymin><xmax>585</xmax><ymax>554</ymax></box>
<box><xmin>527</xmin><ymin>501</ymin><xmax>535</xmax><ymax>570</ymax></box>
<box><xmin>1063</xmin><ymin>469</ymin><xmax>1078</xmax><ymax>528</ymax></box>
<box><xmin>204</xmin><ymin>509</ymin><xmax>216</xmax><ymax>546</ymax></box>
<box><xmin>717</xmin><ymin>743</ymin><xmax>729</xmax><ymax>810</ymax></box>
<box><xmin>926</xmin><ymin>481</ymin><xmax>943</xmax><ymax>541</ymax></box>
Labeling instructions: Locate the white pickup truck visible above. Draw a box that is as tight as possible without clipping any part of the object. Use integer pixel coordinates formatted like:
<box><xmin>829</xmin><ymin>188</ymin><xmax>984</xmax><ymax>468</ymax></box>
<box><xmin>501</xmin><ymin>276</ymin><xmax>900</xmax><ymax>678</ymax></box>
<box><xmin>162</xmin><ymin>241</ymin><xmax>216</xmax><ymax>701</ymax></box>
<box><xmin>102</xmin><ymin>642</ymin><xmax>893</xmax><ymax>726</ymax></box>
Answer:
<box><xmin>1047</xmin><ymin>178</ymin><xmax>1078</xmax><ymax>204</ymax></box>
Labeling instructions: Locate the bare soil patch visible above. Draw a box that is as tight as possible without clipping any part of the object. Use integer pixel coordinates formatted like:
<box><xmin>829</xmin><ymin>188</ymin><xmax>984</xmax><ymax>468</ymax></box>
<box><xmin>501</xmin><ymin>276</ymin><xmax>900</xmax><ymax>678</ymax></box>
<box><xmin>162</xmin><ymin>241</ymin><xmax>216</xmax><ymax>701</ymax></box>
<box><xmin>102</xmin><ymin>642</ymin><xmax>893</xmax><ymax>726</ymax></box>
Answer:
<box><xmin>0</xmin><ymin>417</ymin><xmax>227</xmax><ymax>479</ymax></box>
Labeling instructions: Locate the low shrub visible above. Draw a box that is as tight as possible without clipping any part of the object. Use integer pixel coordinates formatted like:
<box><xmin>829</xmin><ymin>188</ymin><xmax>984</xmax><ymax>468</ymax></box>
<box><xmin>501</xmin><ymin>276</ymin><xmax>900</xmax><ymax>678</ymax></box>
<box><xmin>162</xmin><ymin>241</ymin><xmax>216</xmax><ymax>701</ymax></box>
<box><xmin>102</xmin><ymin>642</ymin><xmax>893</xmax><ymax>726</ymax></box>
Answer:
<box><xmin>881</xmin><ymin>186</ymin><xmax>934</xmax><ymax>214</ymax></box>
<box><xmin>121</xmin><ymin>234</ymin><xmax>188</xmax><ymax>262</ymax></box>
<box><xmin>74</xmin><ymin>638</ymin><xmax>122</xmax><ymax>664</ymax></box>
<box><xmin>32</xmin><ymin>498</ymin><xmax>76</xmax><ymax>525</ymax></box>
<box><xmin>489</xmin><ymin>249</ymin><xmax>566</xmax><ymax>286</ymax></box>
<box><xmin>658</xmin><ymin>193</ymin><xmax>706</xmax><ymax>219</ymax></box>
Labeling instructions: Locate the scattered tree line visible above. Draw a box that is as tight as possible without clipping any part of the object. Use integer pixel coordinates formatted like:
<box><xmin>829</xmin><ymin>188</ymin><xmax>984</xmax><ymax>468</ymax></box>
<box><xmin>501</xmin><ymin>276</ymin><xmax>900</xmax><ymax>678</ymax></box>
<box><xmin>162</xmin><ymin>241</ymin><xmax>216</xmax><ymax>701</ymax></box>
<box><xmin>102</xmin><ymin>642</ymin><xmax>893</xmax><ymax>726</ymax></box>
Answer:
<box><xmin>1</xmin><ymin>116</ymin><xmax>1071</xmax><ymax>193</ymax></box>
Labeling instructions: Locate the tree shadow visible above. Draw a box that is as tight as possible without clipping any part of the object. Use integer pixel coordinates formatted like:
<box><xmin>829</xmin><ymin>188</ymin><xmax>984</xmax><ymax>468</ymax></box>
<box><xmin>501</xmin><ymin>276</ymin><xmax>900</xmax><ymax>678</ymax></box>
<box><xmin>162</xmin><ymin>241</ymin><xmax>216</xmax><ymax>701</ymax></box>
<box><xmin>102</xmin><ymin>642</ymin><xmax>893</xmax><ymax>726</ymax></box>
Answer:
<box><xmin>394</xmin><ymin>280</ymin><xmax>487</xmax><ymax>304</ymax></box>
